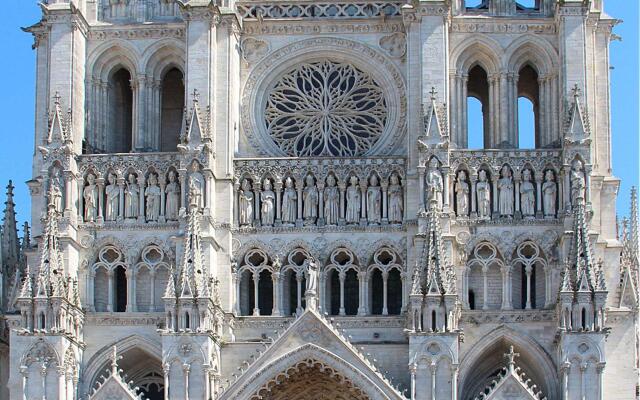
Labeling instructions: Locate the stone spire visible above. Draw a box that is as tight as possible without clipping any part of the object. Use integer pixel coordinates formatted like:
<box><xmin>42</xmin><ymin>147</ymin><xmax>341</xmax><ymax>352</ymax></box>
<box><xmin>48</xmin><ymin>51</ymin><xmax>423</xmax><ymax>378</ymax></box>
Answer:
<box><xmin>558</xmin><ymin>190</ymin><xmax>607</xmax><ymax>331</ymax></box>
<box><xmin>46</xmin><ymin>91</ymin><xmax>71</xmax><ymax>146</ymax></box>
<box><xmin>2</xmin><ymin>181</ymin><xmax>19</xmax><ymax>269</ymax></box>
<box><xmin>409</xmin><ymin>198</ymin><xmax>459</xmax><ymax>333</ymax></box>
<box><xmin>178</xmin><ymin>89</ymin><xmax>211</xmax><ymax>150</ymax></box>
<box><xmin>177</xmin><ymin>184</ymin><xmax>208</xmax><ymax>299</ymax></box>
<box><xmin>630</xmin><ymin>187</ymin><xmax>639</xmax><ymax>263</ymax></box>
<box><xmin>35</xmin><ymin>184</ymin><xmax>65</xmax><ymax>297</ymax></box>
<box><xmin>565</xmin><ymin>84</ymin><xmax>590</xmax><ymax>143</ymax></box>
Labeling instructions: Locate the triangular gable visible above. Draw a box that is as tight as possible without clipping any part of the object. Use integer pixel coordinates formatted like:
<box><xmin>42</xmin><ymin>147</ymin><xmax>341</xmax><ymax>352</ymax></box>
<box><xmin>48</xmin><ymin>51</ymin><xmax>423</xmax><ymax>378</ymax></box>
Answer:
<box><xmin>618</xmin><ymin>264</ymin><xmax>638</xmax><ymax>309</ymax></box>
<box><xmin>219</xmin><ymin>309</ymin><xmax>404</xmax><ymax>400</ymax></box>
<box><xmin>479</xmin><ymin>374</ymin><xmax>539</xmax><ymax>400</ymax></box>
<box><xmin>88</xmin><ymin>371</ymin><xmax>141</xmax><ymax>400</ymax></box>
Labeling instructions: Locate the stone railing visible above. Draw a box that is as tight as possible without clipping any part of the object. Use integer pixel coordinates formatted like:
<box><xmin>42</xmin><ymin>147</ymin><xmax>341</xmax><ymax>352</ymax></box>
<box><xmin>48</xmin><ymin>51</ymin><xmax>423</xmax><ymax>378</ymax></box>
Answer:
<box><xmin>233</xmin><ymin>157</ymin><xmax>406</xmax><ymax>230</ymax></box>
<box><xmin>76</xmin><ymin>152</ymin><xmax>189</xmax><ymax>226</ymax></box>
<box><xmin>236</xmin><ymin>0</ymin><xmax>404</xmax><ymax>20</ymax></box>
<box><xmin>444</xmin><ymin>149</ymin><xmax>573</xmax><ymax>222</ymax></box>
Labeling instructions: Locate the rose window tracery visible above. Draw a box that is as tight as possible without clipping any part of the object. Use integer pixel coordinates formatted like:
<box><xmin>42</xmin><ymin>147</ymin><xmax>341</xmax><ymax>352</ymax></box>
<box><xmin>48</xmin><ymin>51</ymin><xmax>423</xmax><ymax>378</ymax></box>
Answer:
<box><xmin>264</xmin><ymin>60</ymin><xmax>388</xmax><ymax>157</ymax></box>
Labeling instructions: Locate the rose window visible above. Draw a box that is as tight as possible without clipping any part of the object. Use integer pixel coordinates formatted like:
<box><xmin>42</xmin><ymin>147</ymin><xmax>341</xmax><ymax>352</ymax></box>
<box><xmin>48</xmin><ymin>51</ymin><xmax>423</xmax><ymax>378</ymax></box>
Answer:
<box><xmin>264</xmin><ymin>60</ymin><xmax>388</xmax><ymax>157</ymax></box>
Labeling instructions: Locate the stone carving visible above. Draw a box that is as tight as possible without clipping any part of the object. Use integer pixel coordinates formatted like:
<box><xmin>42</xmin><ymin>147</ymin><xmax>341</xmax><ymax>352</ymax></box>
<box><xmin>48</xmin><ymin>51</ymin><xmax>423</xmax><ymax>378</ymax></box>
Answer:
<box><xmin>379</xmin><ymin>32</ymin><xmax>406</xmax><ymax>58</ymax></box>
<box><xmin>241</xmin><ymin>38</ymin><xmax>269</xmax><ymax>63</ymax></box>
<box><xmin>165</xmin><ymin>171</ymin><xmax>180</xmax><ymax>221</ymax></box>
<box><xmin>145</xmin><ymin>173</ymin><xmax>161</xmax><ymax>222</ymax></box>
<box><xmin>282</xmin><ymin>177</ymin><xmax>297</xmax><ymax>225</ymax></box>
<box><xmin>303</xmin><ymin>175</ymin><xmax>319</xmax><ymax>225</ymax></box>
<box><xmin>189</xmin><ymin>161</ymin><xmax>205</xmax><ymax>210</ymax></box>
<box><xmin>542</xmin><ymin>170</ymin><xmax>557</xmax><ymax>218</ymax></box>
<box><xmin>237</xmin><ymin>2</ymin><xmax>402</xmax><ymax>20</ymax></box>
<box><xmin>498</xmin><ymin>166</ymin><xmax>514</xmax><ymax>217</ymax></box>
<box><xmin>455</xmin><ymin>170</ymin><xmax>469</xmax><ymax>217</ymax></box>
<box><xmin>84</xmin><ymin>173</ymin><xmax>98</xmax><ymax>223</ymax></box>
<box><xmin>324</xmin><ymin>175</ymin><xmax>340</xmax><ymax>226</ymax></box>
<box><xmin>265</xmin><ymin>60</ymin><xmax>387</xmax><ymax>157</ymax></box>
<box><xmin>570</xmin><ymin>159</ymin><xmax>586</xmax><ymax>205</ymax></box>
<box><xmin>124</xmin><ymin>173</ymin><xmax>139</xmax><ymax>220</ymax></box>
<box><xmin>49</xmin><ymin>173</ymin><xmax>63</xmax><ymax>213</ymax></box>
<box><xmin>477</xmin><ymin>170</ymin><xmax>491</xmax><ymax>220</ymax></box>
<box><xmin>346</xmin><ymin>176</ymin><xmax>361</xmax><ymax>224</ymax></box>
<box><xmin>239</xmin><ymin>179</ymin><xmax>254</xmax><ymax>227</ymax></box>
<box><xmin>366</xmin><ymin>175</ymin><xmax>381</xmax><ymax>224</ymax></box>
<box><xmin>426</xmin><ymin>158</ymin><xmax>443</xmax><ymax>208</ymax></box>
<box><xmin>520</xmin><ymin>169</ymin><xmax>536</xmax><ymax>218</ymax></box>
<box><xmin>388</xmin><ymin>173</ymin><xmax>403</xmax><ymax>224</ymax></box>
<box><xmin>105</xmin><ymin>173</ymin><xmax>119</xmax><ymax>222</ymax></box>
<box><xmin>261</xmin><ymin>178</ymin><xmax>276</xmax><ymax>226</ymax></box>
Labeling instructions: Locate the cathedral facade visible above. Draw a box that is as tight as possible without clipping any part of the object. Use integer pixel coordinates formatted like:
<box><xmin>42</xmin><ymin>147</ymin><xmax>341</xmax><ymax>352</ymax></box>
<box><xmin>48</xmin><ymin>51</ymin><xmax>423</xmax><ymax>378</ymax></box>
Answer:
<box><xmin>0</xmin><ymin>0</ymin><xmax>638</xmax><ymax>399</ymax></box>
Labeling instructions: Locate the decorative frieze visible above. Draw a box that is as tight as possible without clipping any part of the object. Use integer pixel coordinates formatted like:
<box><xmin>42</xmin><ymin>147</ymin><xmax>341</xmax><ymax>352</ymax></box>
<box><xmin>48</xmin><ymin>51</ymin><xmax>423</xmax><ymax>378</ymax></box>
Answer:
<box><xmin>451</xmin><ymin>21</ymin><xmax>556</xmax><ymax>34</ymax></box>
<box><xmin>242</xmin><ymin>21</ymin><xmax>405</xmax><ymax>35</ymax></box>
<box><xmin>88</xmin><ymin>26</ymin><xmax>185</xmax><ymax>41</ymax></box>
<box><xmin>236</xmin><ymin>1</ymin><xmax>403</xmax><ymax>20</ymax></box>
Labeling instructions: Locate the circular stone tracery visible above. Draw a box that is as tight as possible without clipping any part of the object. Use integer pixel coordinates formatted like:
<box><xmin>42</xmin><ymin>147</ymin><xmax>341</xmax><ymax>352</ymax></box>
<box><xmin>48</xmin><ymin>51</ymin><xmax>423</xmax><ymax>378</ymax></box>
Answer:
<box><xmin>264</xmin><ymin>60</ymin><xmax>388</xmax><ymax>157</ymax></box>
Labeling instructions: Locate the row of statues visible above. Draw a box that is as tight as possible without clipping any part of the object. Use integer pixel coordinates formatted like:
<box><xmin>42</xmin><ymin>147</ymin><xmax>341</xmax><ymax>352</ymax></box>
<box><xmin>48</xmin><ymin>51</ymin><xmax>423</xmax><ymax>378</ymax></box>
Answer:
<box><xmin>238</xmin><ymin>173</ymin><xmax>404</xmax><ymax>227</ymax></box>
<box><xmin>82</xmin><ymin>167</ymin><xmax>204</xmax><ymax>223</ymax></box>
<box><xmin>430</xmin><ymin>159</ymin><xmax>587</xmax><ymax>219</ymax></box>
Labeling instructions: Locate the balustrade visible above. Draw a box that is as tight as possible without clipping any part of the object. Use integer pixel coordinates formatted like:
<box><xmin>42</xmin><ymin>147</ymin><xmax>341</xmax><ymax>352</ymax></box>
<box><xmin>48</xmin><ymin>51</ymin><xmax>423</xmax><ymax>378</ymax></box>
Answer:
<box><xmin>99</xmin><ymin>0</ymin><xmax>180</xmax><ymax>23</ymax></box>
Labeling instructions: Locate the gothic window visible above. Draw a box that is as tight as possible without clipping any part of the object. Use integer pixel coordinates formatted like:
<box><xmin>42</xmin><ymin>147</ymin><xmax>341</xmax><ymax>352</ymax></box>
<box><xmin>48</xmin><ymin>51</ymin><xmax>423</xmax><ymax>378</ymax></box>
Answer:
<box><xmin>160</xmin><ymin>68</ymin><xmax>185</xmax><ymax>152</ymax></box>
<box><xmin>467</xmin><ymin>65</ymin><xmax>490</xmax><ymax>149</ymax></box>
<box><xmin>464</xmin><ymin>0</ymin><xmax>488</xmax><ymax>10</ymax></box>
<box><xmin>465</xmin><ymin>243</ymin><xmax>505</xmax><ymax>310</ymax></box>
<box><xmin>516</xmin><ymin>0</ymin><xmax>540</xmax><ymax>10</ymax></box>
<box><xmin>511</xmin><ymin>242</ymin><xmax>547</xmax><ymax>309</ymax></box>
<box><xmin>92</xmin><ymin>246</ymin><xmax>128</xmax><ymax>312</ymax></box>
<box><xmin>109</xmin><ymin>68</ymin><xmax>134</xmax><ymax>153</ymax></box>
<box><xmin>265</xmin><ymin>60</ymin><xmax>388</xmax><ymax>157</ymax></box>
<box><xmin>517</xmin><ymin>65</ymin><xmax>540</xmax><ymax>148</ymax></box>
<box><xmin>237</xmin><ymin>249</ymin><xmax>275</xmax><ymax>316</ymax></box>
<box><xmin>282</xmin><ymin>249</ymin><xmax>309</xmax><ymax>316</ymax></box>
<box><xmin>368</xmin><ymin>248</ymin><xmax>403</xmax><ymax>315</ymax></box>
<box><xmin>135</xmin><ymin>245</ymin><xmax>171</xmax><ymax>312</ymax></box>
<box><xmin>325</xmin><ymin>248</ymin><xmax>360</xmax><ymax>316</ymax></box>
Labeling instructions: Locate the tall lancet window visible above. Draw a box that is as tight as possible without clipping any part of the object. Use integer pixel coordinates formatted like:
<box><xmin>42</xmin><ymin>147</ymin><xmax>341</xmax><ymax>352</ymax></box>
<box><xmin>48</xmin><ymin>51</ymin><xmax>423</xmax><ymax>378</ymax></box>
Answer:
<box><xmin>109</xmin><ymin>68</ymin><xmax>134</xmax><ymax>153</ymax></box>
<box><xmin>160</xmin><ymin>68</ymin><xmax>184</xmax><ymax>152</ymax></box>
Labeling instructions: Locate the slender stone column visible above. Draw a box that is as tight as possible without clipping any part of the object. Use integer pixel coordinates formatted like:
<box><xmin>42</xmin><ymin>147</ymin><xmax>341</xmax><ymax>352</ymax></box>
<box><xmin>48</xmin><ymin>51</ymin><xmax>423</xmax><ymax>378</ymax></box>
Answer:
<box><xmin>107</xmin><ymin>270</ymin><xmax>114</xmax><ymax>312</ymax></box>
<box><xmin>149</xmin><ymin>270</ymin><xmax>156</xmax><ymax>312</ymax></box>
<box><xmin>318</xmin><ymin>181</ymin><xmax>325</xmax><ymax>224</ymax></box>
<box><xmin>461</xmin><ymin>74</ymin><xmax>469</xmax><ymax>147</ymax></box>
<box><xmin>77</xmin><ymin>177</ymin><xmax>84</xmax><ymax>221</ymax></box>
<box><xmin>295</xmin><ymin>179</ymin><xmax>303</xmax><ymax>225</ymax></box>
<box><xmin>159</xmin><ymin>174</ymin><xmax>166</xmax><ymax>222</ymax></box>
<box><xmin>451</xmin><ymin>366</ymin><xmax>459</xmax><ymax>400</ymax></box>
<box><xmin>360</xmin><ymin>183</ymin><xmax>367</xmax><ymax>223</ymax></box>
<box><xmin>381</xmin><ymin>181</ymin><xmax>388</xmax><ymax>223</ymax></box>
<box><xmin>40</xmin><ymin>363</ymin><xmax>48</xmax><ymax>400</ymax></box>
<box><xmin>501</xmin><ymin>265</ymin><xmax>512</xmax><ymax>310</ymax></box>
<box><xmin>358</xmin><ymin>271</ymin><xmax>367</xmax><ymax>316</ymax></box>
<box><xmin>339</xmin><ymin>271</ymin><xmax>346</xmax><ymax>316</ymax></box>
<box><xmin>296</xmin><ymin>271</ymin><xmax>303</xmax><ymax>315</ymax></box>
<box><xmin>482</xmin><ymin>266</ymin><xmax>488</xmax><ymax>310</ymax></box>
<box><xmin>418</xmin><ymin>167</ymin><xmax>426</xmax><ymax>211</ymax></box>
<box><xmin>492</xmin><ymin>174</ymin><xmax>499</xmax><ymax>216</ymax></box>
<box><xmin>525</xmin><ymin>265</ymin><xmax>532</xmax><ymax>309</ymax></box>
<box><xmin>138</xmin><ymin>175</ymin><xmax>146</xmax><ymax>222</ymax></box>
<box><xmin>126</xmin><ymin>269</ymin><xmax>134</xmax><ymax>312</ymax></box>
<box><xmin>470</xmin><ymin>174</ymin><xmax>478</xmax><ymax>217</ymax></box>
<box><xmin>20</xmin><ymin>366</ymin><xmax>28</xmax><ymax>400</ymax></box>
<box><xmin>430</xmin><ymin>363</ymin><xmax>437</xmax><ymax>400</ymax></box>
<box><xmin>117</xmin><ymin>176</ymin><xmax>125</xmax><ymax>221</ymax></box>
<box><xmin>272</xmin><ymin>272</ymin><xmax>281</xmax><ymax>316</ymax></box>
<box><xmin>252</xmin><ymin>272</ymin><xmax>260</xmax><ymax>316</ymax></box>
<box><xmin>96</xmin><ymin>177</ymin><xmax>105</xmax><ymax>224</ymax></box>
<box><xmin>232</xmin><ymin>273</ymin><xmax>240</xmax><ymax>315</ymax></box>
<box><xmin>163</xmin><ymin>364</ymin><xmax>170</xmax><ymax>400</ymax></box>
<box><xmin>183</xmin><ymin>364</ymin><xmax>190</xmax><ymax>400</ymax></box>
<box><xmin>514</xmin><ymin>173</ymin><xmax>521</xmax><ymax>216</ymax></box>
<box><xmin>338</xmin><ymin>183</ymin><xmax>346</xmax><ymax>223</ymax></box>
<box><xmin>382</xmin><ymin>270</ymin><xmax>389</xmax><ymax>315</ymax></box>
<box><xmin>535</xmin><ymin>171</ymin><xmax>543</xmax><ymax>218</ymax></box>
<box><xmin>253</xmin><ymin>181</ymin><xmax>261</xmax><ymax>225</ymax></box>
<box><xmin>274</xmin><ymin>180</ymin><xmax>282</xmax><ymax>224</ymax></box>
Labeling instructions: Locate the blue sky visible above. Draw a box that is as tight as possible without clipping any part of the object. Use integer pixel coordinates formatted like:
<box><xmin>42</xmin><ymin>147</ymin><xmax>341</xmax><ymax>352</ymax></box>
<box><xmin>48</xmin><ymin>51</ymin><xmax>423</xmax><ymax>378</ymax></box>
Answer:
<box><xmin>0</xmin><ymin>1</ymin><xmax>637</xmax><ymax>232</ymax></box>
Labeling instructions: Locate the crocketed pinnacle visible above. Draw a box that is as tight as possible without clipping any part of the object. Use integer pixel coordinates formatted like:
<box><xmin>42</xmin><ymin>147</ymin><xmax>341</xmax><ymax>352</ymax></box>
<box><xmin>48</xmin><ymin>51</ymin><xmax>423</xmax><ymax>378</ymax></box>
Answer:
<box><xmin>412</xmin><ymin>199</ymin><xmax>456</xmax><ymax>296</ymax></box>
<box><xmin>2</xmin><ymin>180</ymin><xmax>19</xmax><ymax>268</ymax></box>
<box><xmin>35</xmin><ymin>185</ymin><xmax>65</xmax><ymax>298</ymax></box>
<box><xmin>176</xmin><ymin>192</ymin><xmax>208</xmax><ymax>299</ymax></box>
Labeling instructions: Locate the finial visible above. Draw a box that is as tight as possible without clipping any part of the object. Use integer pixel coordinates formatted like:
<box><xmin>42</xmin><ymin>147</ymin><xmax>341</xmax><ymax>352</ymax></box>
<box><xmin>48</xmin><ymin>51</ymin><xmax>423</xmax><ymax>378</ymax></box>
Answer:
<box><xmin>504</xmin><ymin>345</ymin><xmax>520</xmax><ymax>371</ymax></box>
<box><xmin>6</xmin><ymin>180</ymin><xmax>14</xmax><ymax>196</ymax></box>
<box><xmin>571</xmin><ymin>83</ymin><xmax>581</xmax><ymax>99</ymax></box>
<box><xmin>429</xmin><ymin>86</ymin><xmax>438</xmax><ymax>100</ymax></box>
<box><xmin>110</xmin><ymin>346</ymin><xmax>123</xmax><ymax>375</ymax></box>
<box><xmin>53</xmin><ymin>91</ymin><xmax>61</xmax><ymax>106</ymax></box>
<box><xmin>191</xmin><ymin>89</ymin><xmax>200</xmax><ymax>103</ymax></box>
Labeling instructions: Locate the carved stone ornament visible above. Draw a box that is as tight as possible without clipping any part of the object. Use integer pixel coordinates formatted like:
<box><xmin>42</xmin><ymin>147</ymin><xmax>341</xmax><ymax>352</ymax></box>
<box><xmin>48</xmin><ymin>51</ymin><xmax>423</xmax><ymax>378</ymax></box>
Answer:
<box><xmin>379</xmin><ymin>32</ymin><xmax>406</xmax><ymax>58</ymax></box>
<box><xmin>241</xmin><ymin>37</ymin><xmax>269</xmax><ymax>63</ymax></box>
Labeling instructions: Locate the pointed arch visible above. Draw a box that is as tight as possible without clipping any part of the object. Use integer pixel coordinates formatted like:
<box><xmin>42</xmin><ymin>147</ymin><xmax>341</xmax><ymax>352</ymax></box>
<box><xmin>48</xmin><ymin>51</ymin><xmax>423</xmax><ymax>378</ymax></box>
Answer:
<box><xmin>451</xmin><ymin>36</ymin><xmax>503</xmax><ymax>75</ymax></box>
<box><xmin>458</xmin><ymin>326</ymin><xmax>559</xmax><ymax>400</ymax></box>
<box><xmin>221</xmin><ymin>343</ymin><xmax>402</xmax><ymax>400</ymax></box>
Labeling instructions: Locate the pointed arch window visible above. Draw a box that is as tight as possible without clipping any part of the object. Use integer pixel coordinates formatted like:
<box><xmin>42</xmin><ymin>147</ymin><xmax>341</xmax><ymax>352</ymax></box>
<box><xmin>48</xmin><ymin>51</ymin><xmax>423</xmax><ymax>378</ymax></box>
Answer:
<box><xmin>91</xmin><ymin>246</ymin><xmax>129</xmax><ymax>312</ymax></box>
<box><xmin>160</xmin><ymin>68</ymin><xmax>185</xmax><ymax>152</ymax></box>
<box><xmin>466</xmin><ymin>65</ymin><xmax>490</xmax><ymax>149</ymax></box>
<box><xmin>517</xmin><ymin>65</ymin><xmax>540</xmax><ymax>148</ymax></box>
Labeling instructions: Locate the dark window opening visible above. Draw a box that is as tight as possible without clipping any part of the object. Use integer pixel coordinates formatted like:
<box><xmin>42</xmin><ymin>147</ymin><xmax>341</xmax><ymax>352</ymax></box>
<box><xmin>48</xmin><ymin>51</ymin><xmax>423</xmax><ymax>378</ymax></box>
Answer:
<box><xmin>517</xmin><ymin>65</ymin><xmax>540</xmax><ymax>148</ymax></box>
<box><xmin>370</xmin><ymin>269</ymin><xmax>383</xmax><ymax>315</ymax></box>
<box><xmin>239</xmin><ymin>270</ymin><xmax>254</xmax><ymax>316</ymax></box>
<box><xmin>329</xmin><ymin>270</ymin><xmax>340</xmax><ymax>315</ymax></box>
<box><xmin>469</xmin><ymin>290</ymin><xmax>476</xmax><ymax>310</ymax></box>
<box><xmin>114</xmin><ymin>265</ymin><xmax>127</xmax><ymax>312</ymax></box>
<box><xmin>184</xmin><ymin>312</ymin><xmax>190</xmax><ymax>329</ymax></box>
<box><xmin>257</xmin><ymin>270</ymin><xmax>273</xmax><ymax>316</ymax></box>
<box><xmin>387</xmin><ymin>269</ymin><xmax>402</xmax><ymax>315</ymax></box>
<box><xmin>160</xmin><ymin>68</ymin><xmax>184</xmax><ymax>152</ymax></box>
<box><xmin>431</xmin><ymin>310</ymin><xmax>437</xmax><ymax>332</ymax></box>
<box><xmin>344</xmin><ymin>270</ymin><xmax>359</xmax><ymax>316</ymax></box>
<box><xmin>109</xmin><ymin>68</ymin><xmax>133</xmax><ymax>153</ymax></box>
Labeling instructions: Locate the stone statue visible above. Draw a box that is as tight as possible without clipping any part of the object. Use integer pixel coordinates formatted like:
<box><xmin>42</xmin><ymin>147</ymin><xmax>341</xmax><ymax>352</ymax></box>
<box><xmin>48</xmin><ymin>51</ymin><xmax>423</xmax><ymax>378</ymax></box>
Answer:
<box><xmin>570</xmin><ymin>159</ymin><xmax>586</xmax><ymax>205</ymax></box>
<box><xmin>105</xmin><ymin>173</ymin><xmax>120</xmax><ymax>222</ymax></box>
<box><xmin>455</xmin><ymin>170</ymin><xmax>469</xmax><ymax>217</ymax></box>
<box><xmin>281</xmin><ymin>177</ymin><xmax>297</xmax><ymax>225</ymax></box>
<box><xmin>165</xmin><ymin>171</ymin><xmax>180</xmax><ymax>221</ymax></box>
<box><xmin>345</xmin><ymin>176</ymin><xmax>361</xmax><ymax>224</ymax></box>
<box><xmin>366</xmin><ymin>175</ymin><xmax>381</xmax><ymax>224</ymax></box>
<box><xmin>542</xmin><ymin>170</ymin><xmax>557</xmax><ymax>217</ymax></box>
<box><xmin>189</xmin><ymin>161</ymin><xmax>205</xmax><ymax>209</ymax></box>
<box><xmin>238</xmin><ymin>179</ymin><xmax>254</xmax><ymax>226</ymax></box>
<box><xmin>83</xmin><ymin>173</ymin><xmax>98</xmax><ymax>223</ymax></box>
<box><xmin>426</xmin><ymin>158</ymin><xmax>443</xmax><ymax>209</ymax></box>
<box><xmin>388</xmin><ymin>173</ymin><xmax>403</xmax><ymax>224</ymax></box>
<box><xmin>145</xmin><ymin>173</ymin><xmax>161</xmax><ymax>222</ymax></box>
<box><xmin>305</xmin><ymin>258</ymin><xmax>319</xmax><ymax>311</ymax></box>
<box><xmin>520</xmin><ymin>169</ymin><xmax>536</xmax><ymax>218</ymax></box>
<box><xmin>498</xmin><ymin>166</ymin><xmax>514</xmax><ymax>217</ymax></box>
<box><xmin>477</xmin><ymin>170</ymin><xmax>491</xmax><ymax>220</ymax></box>
<box><xmin>324</xmin><ymin>175</ymin><xmax>340</xmax><ymax>225</ymax></box>
<box><xmin>303</xmin><ymin>175</ymin><xmax>319</xmax><ymax>224</ymax></box>
<box><xmin>50</xmin><ymin>173</ymin><xmax>63</xmax><ymax>213</ymax></box>
<box><xmin>188</xmin><ymin>175</ymin><xmax>203</xmax><ymax>210</ymax></box>
<box><xmin>124</xmin><ymin>173</ymin><xmax>139</xmax><ymax>219</ymax></box>
<box><xmin>261</xmin><ymin>178</ymin><xmax>275</xmax><ymax>226</ymax></box>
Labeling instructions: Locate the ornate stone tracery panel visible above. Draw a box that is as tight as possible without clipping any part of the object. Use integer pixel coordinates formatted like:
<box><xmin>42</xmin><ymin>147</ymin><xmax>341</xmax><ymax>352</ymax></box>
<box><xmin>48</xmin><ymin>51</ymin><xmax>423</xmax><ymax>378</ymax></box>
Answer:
<box><xmin>242</xmin><ymin>37</ymin><xmax>406</xmax><ymax>157</ymax></box>
<box><xmin>265</xmin><ymin>60</ymin><xmax>388</xmax><ymax>157</ymax></box>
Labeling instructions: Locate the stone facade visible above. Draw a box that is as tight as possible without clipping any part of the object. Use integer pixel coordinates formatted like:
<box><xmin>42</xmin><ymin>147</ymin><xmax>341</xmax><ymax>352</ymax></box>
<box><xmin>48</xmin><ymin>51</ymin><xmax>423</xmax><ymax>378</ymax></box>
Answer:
<box><xmin>0</xmin><ymin>0</ymin><xmax>637</xmax><ymax>399</ymax></box>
